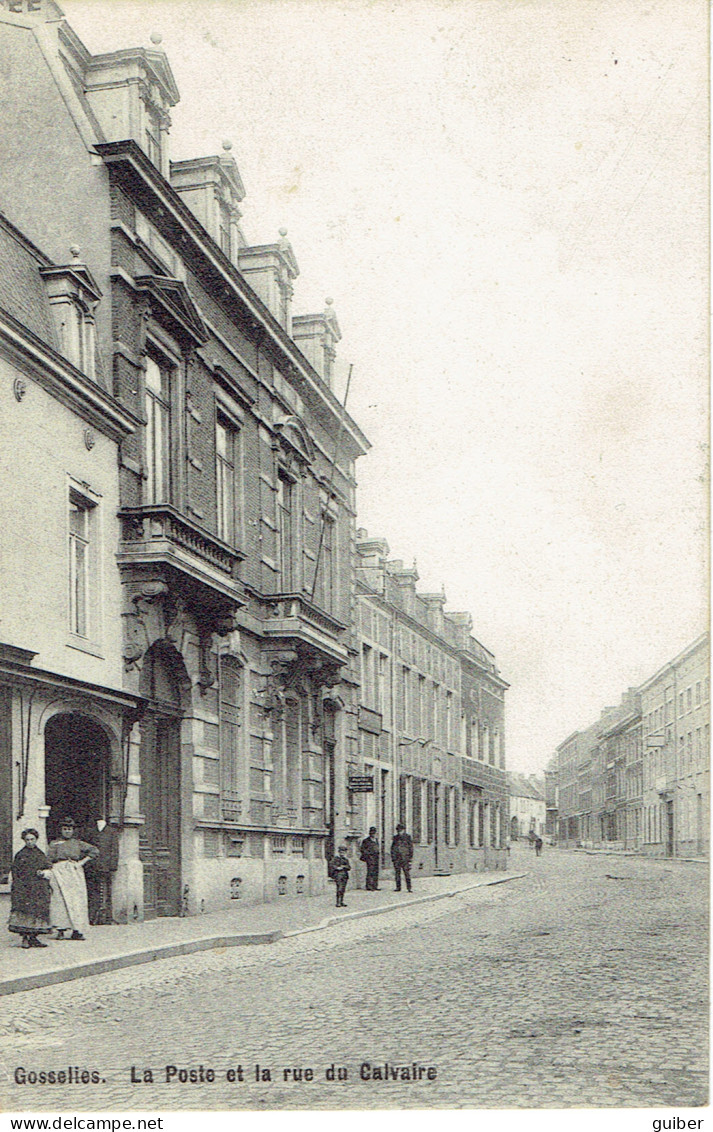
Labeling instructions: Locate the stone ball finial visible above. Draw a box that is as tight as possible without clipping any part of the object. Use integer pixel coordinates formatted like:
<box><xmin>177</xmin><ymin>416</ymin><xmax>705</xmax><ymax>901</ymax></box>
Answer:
<box><xmin>150</xmin><ymin>31</ymin><xmax>163</xmax><ymax>45</ymax></box>
<box><xmin>325</xmin><ymin>297</ymin><xmax>334</xmax><ymax>307</ymax></box>
<box><xmin>279</xmin><ymin>227</ymin><xmax>288</xmax><ymax>238</ymax></box>
<box><xmin>70</xmin><ymin>244</ymin><xmax>81</xmax><ymax>260</ymax></box>
<box><xmin>222</xmin><ymin>139</ymin><xmax>233</xmax><ymax>151</ymax></box>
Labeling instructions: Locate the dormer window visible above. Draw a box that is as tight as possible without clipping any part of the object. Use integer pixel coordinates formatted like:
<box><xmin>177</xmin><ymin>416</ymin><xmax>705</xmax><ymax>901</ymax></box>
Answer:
<box><xmin>40</xmin><ymin>249</ymin><xmax>102</xmax><ymax>380</ymax></box>
<box><xmin>145</xmin><ymin>105</ymin><xmax>162</xmax><ymax>167</ymax></box>
<box><xmin>218</xmin><ymin>200</ymin><xmax>232</xmax><ymax>257</ymax></box>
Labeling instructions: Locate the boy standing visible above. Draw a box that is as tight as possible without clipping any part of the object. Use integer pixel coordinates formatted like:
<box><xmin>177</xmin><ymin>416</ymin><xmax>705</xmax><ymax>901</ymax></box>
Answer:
<box><xmin>329</xmin><ymin>845</ymin><xmax>351</xmax><ymax>907</ymax></box>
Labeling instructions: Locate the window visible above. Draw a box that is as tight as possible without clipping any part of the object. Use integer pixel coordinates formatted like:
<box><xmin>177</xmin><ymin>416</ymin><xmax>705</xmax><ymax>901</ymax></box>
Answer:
<box><xmin>361</xmin><ymin>644</ymin><xmax>373</xmax><ymax>709</ymax></box>
<box><xmin>220</xmin><ymin>656</ymin><xmax>242</xmax><ymax>822</ymax></box>
<box><xmin>145</xmin><ymin>353</ymin><xmax>172</xmax><ymax>503</ymax></box>
<box><xmin>319</xmin><ymin>516</ymin><xmax>336</xmax><ymax>613</ymax></box>
<box><xmin>145</xmin><ymin>106</ymin><xmax>162</xmax><ymax>167</ymax></box>
<box><xmin>695</xmin><ymin>682</ymin><xmax>701</xmax><ymax>706</ymax></box>
<box><xmin>68</xmin><ymin>490</ymin><xmax>96</xmax><ymax>638</ymax></box>
<box><xmin>277</xmin><ymin>473</ymin><xmax>294</xmax><ymax>590</ymax></box>
<box><xmin>218</xmin><ymin>200</ymin><xmax>232</xmax><ymax>257</ymax></box>
<box><xmin>216</xmin><ymin>411</ymin><xmax>239</xmax><ymax>543</ymax></box>
<box><xmin>412</xmin><ymin>778</ymin><xmax>422</xmax><ymax>843</ymax></box>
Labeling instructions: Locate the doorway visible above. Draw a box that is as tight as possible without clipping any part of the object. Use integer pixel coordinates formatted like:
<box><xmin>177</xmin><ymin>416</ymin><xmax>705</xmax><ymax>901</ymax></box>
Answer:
<box><xmin>44</xmin><ymin>713</ymin><xmax>111</xmax><ymax>842</ymax></box>
<box><xmin>139</xmin><ymin>643</ymin><xmax>185</xmax><ymax>918</ymax></box>
<box><xmin>665</xmin><ymin>799</ymin><xmax>674</xmax><ymax>858</ymax></box>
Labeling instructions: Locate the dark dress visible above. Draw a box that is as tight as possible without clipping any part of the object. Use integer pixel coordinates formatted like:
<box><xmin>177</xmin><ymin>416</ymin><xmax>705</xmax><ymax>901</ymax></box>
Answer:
<box><xmin>9</xmin><ymin>845</ymin><xmax>51</xmax><ymax>937</ymax></box>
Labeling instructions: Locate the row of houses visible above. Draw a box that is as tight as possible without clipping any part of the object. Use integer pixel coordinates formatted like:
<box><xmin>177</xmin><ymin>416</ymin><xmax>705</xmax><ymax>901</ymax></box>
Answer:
<box><xmin>548</xmin><ymin>634</ymin><xmax>709</xmax><ymax>858</ymax></box>
<box><xmin>0</xmin><ymin>0</ymin><xmax>508</xmax><ymax>921</ymax></box>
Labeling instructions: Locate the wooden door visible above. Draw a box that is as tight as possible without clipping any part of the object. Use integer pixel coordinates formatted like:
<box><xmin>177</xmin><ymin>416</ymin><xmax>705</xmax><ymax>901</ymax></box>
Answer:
<box><xmin>139</xmin><ymin>715</ymin><xmax>181</xmax><ymax>917</ymax></box>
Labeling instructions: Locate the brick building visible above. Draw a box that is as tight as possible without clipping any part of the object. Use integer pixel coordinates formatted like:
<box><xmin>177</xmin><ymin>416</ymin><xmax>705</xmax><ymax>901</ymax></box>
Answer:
<box><xmin>0</xmin><ymin>1</ymin><xmax>369</xmax><ymax>917</ymax></box>
<box><xmin>353</xmin><ymin>532</ymin><xmax>509</xmax><ymax>880</ymax></box>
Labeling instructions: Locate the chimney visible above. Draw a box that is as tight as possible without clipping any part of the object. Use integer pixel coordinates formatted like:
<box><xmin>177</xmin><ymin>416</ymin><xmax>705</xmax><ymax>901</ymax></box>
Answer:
<box><xmin>171</xmin><ymin>143</ymin><xmax>246</xmax><ymax>262</ymax></box>
<box><xmin>237</xmin><ymin>229</ymin><xmax>299</xmax><ymax>330</ymax></box>
<box><xmin>292</xmin><ymin>299</ymin><xmax>341</xmax><ymax>387</ymax></box>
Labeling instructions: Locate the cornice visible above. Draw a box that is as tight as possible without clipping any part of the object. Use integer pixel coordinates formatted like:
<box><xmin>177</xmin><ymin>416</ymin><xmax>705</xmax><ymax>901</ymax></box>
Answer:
<box><xmin>0</xmin><ymin>305</ymin><xmax>137</xmax><ymax>442</ymax></box>
<box><xmin>95</xmin><ymin>139</ymin><xmax>370</xmax><ymax>458</ymax></box>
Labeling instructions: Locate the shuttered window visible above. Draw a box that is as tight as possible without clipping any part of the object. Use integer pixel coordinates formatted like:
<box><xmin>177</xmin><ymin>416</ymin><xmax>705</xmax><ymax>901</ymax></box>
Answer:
<box><xmin>220</xmin><ymin>656</ymin><xmax>242</xmax><ymax>822</ymax></box>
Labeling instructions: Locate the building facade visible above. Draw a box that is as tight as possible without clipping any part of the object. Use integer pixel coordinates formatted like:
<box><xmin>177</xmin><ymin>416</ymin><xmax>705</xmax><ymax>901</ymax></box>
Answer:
<box><xmin>0</xmin><ymin>211</ymin><xmax>137</xmax><ymax>905</ymax></box>
<box><xmin>554</xmin><ymin>634</ymin><xmax>709</xmax><ymax>858</ymax></box>
<box><xmin>640</xmin><ymin>635</ymin><xmax>709</xmax><ymax>859</ymax></box>
<box><xmin>508</xmin><ymin>774</ymin><xmax>545</xmax><ymax>840</ymax></box>
<box><xmin>353</xmin><ymin>533</ymin><xmax>509</xmax><ymax>881</ymax></box>
<box><xmin>0</xmin><ymin>1</ymin><xmax>370</xmax><ymax>918</ymax></box>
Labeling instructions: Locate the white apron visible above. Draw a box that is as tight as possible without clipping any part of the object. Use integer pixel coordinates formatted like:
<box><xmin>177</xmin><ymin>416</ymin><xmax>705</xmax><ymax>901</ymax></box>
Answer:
<box><xmin>49</xmin><ymin>860</ymin><xmax>90</xmax><ymax>937</ymax></box>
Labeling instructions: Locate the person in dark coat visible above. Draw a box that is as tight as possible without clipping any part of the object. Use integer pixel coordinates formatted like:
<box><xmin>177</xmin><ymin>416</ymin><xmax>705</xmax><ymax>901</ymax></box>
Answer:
<box><xmin>534</xmin><ymin>835</ymin><xmax>543</xmax><ymax>857</ymax></box>
<box><xmin>84</xmin><ymin>819</ymin><xmax>119</xmax><ymax>925</ymax></box>
<box><xmin>359</xmin><ymin>827</ymin><xmax>380</xmax><ymax>891</ymax></box>
<box><xmin>391</xmin><ymin>824</ymin><xmax>414</xmax><ymax>893</ymax></box>
<box><xmin>328</xmin><ymin>845</ymin><xmax>351</xmax><ymax>907</ymax></box>
<box><xmin>8</xmin><ymin>829</ymin><xmax>52</xmax><ymax>948</ymax></box>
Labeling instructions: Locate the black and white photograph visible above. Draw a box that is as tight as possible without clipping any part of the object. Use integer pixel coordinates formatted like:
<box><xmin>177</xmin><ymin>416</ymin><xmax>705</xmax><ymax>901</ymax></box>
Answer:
<box><xmin>0</xmin><ymin>0</ymin><xmax>708</xmax><ymax>1122</ymax></box>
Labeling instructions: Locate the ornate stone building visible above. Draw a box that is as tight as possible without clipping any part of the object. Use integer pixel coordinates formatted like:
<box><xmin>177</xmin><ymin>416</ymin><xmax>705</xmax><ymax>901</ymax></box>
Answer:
<box><xmin>0</xmin><ymin>0</ymin><xmax>368</xmax><ymax>917</ymax></box>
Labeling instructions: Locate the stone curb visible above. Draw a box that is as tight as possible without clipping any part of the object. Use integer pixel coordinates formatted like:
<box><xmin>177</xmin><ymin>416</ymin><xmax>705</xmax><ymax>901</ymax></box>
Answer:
<box><xmin>0</xmin><ymin>872</ymin><xmax>527</xmax><ymax>997</ymax></box>
<box><xmin>574</xmin><ymin>849</ymin><xmax>707</xmax><ymax>863</ymax></box>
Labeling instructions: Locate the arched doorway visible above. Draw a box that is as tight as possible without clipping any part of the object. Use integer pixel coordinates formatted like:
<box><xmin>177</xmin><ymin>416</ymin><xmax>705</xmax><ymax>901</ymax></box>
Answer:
<box><xmin>45</xmin><ymin>714</ymin><xmax>111</xmax><ymax>842</ymax></box>
<box><xmin>139</xmin><ymin>641</ymin><xmax>186</xmax><ymax>918</ymax></box>
<box><xmin>510</xmin><ymin>814</ymin><xmax>519</xmax><ymax>841</ymax></box>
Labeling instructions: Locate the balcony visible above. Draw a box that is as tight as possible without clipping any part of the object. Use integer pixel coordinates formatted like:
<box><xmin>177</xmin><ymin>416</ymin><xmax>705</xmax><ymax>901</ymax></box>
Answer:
<box><xmin>118</xmin><ymin>505</ymin><xmax>245</xmax><ymax>604</ymax></box>
<box><xmin>262</xmin><ymin>592</ymin><xmax>348</xmax><ymax>664</ymax></box>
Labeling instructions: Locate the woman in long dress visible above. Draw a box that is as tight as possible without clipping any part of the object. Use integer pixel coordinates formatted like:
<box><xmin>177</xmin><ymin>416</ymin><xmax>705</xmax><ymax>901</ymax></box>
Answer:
<box><xmin>8</xmin><ymin>829</ymin><xmax>52</xmax><ymax>948</ymax></box>
<box><xmin>46</xmin><ymin>818</ymin><xmax>99</xmax><ymax>941</ymax></box>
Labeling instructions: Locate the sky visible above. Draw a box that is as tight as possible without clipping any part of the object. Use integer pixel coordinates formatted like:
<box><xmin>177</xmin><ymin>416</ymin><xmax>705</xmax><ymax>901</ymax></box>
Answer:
<box><xmin>63</xmin><ymin>0</ymin><xmax>709</xmax><ymax>775</ymax></box>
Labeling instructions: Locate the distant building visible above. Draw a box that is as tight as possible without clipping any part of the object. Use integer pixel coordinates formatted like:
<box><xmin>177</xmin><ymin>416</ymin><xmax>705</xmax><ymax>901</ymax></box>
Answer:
<box><xmin>508</xmin><ymin>774</ymin><xmax>545</xmax><ymax>840</ymax></box>
<box><xmin>640</xmin><ymin>635</ymin><xmax>709</xmax><ymax>858</ymax></box>
<box><xmin>544</xmin><ymin>756</ymin><xmax>558</xmax><ymax>840</ymax></box>
<box><xmin>354</xmin><ymin>532</ymin><xmax>509</xmax><ymax>879</ymax></box>
<box><xmin>553</xmin><ymin>634</ymin><xmax>709</xmax><ymax>858</ymax></box>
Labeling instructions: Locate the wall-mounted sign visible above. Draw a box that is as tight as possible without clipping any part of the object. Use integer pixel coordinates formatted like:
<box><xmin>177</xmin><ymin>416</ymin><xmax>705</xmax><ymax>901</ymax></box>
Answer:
<box><xmin>348</xmin><ymin>775</ymin><xmax>374</xmax><ymax>793</ymax></box>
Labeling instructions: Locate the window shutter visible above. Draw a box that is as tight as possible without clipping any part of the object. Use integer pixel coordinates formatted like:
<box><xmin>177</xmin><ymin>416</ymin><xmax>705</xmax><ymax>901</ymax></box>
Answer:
<box><xmin>398</xmin><ymin>775</ymin><xmax>407</xmax><ymax>826</ymax></box>
<box><xmin>220</xmin><ymin>656</ymin><xmax>242</xmax><ymax>822</ymax></box>
<box><xmin>412</xmin><ymin>778</ymin><xmax>422</xmax><ymax>843</ymax></box>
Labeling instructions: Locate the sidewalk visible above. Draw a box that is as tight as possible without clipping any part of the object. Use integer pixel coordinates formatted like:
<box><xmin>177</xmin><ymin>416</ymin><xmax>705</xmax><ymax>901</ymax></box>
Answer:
<box><xmin>0</xmin><ymin>869</ymin><xmax>526</xmax><ymax>997</ymax></box>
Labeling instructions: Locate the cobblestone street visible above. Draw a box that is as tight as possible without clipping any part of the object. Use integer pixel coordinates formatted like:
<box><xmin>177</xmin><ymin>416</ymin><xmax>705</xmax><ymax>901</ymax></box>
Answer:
<box><xmin>0</xmin><ymin>849</ymin><xmax>707</xmax><ymax>1111</ymax></box>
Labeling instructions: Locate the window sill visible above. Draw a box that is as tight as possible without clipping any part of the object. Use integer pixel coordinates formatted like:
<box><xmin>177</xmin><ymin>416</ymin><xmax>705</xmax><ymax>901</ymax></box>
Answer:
<box><xmin>66</xmin><ymin>636</ymin><xmax>105</xmax><ymax>660</ymax></box>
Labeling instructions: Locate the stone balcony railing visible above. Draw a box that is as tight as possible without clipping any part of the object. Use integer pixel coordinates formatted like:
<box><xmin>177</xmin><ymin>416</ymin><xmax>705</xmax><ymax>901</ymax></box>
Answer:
<box><xmin>262</xmin><ymin>592</ymin><xmax>348</xmax><ymax>663</ymax></box>
<box><xmin>118</xmin><ymin>505</ymin><xmax>244</xmax><ymax>592</ymax></box>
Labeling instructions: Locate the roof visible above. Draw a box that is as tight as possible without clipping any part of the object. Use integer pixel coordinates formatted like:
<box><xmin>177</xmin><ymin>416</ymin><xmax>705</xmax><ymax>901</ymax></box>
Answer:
<box><xmin>508</xmin><ymin>773</ymin><xmax>545</xmax><ymax>801</ymax></box>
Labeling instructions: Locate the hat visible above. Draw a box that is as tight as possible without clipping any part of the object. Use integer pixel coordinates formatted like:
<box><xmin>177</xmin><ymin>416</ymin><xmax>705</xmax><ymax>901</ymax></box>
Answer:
<box><xmin>396</xmin><ymin>823</ymin><xmax>404</xmax><ymax>831</ymax></box>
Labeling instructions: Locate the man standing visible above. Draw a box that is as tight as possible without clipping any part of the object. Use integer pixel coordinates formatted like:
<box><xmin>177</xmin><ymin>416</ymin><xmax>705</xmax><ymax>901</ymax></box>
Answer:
<box><xmin>390</xmin><ymin>823</ymin><xmax>413</xmax><ymax>893</ymax></box>
<box><xmin>84</xmin><ymin>818</ymin><xmax>119</xmax><ymax>925</ymax></box>
<box><xmin>359</xmin><ymin>826</ymin><xmax>380</xmax><ymax>891</ymax></box>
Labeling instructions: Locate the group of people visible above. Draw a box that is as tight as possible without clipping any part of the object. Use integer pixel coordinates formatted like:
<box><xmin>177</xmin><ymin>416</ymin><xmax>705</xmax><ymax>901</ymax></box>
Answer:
<box><xmin>327</xmin><ymin>824</ymin><xmax>414</xmax><ymax>907</ymax></box>
<box><xmin>8</xmin><ymin>817</ymin><xmax>119</xmax><ymax>950</ymax></box>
